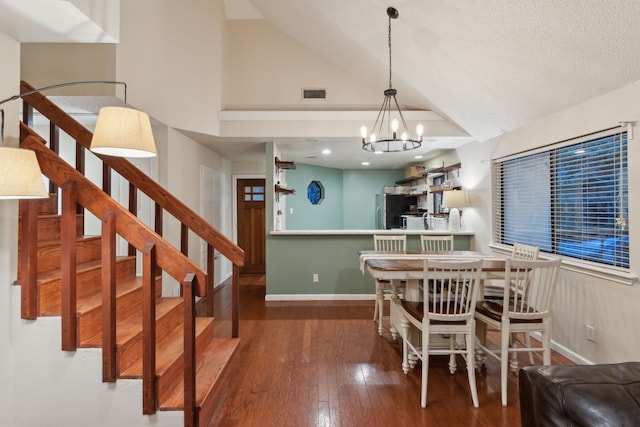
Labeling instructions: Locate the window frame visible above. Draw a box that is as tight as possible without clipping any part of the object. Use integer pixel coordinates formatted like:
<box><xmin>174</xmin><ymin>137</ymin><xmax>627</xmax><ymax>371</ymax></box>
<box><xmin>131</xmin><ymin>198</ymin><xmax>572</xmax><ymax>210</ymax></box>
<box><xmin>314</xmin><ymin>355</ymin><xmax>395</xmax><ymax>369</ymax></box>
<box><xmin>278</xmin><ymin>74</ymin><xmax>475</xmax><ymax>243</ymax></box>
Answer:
<box><xmin>493</xmin><ymin>127</ymin><xmax>629</xmax><ymax>272</ymax></box>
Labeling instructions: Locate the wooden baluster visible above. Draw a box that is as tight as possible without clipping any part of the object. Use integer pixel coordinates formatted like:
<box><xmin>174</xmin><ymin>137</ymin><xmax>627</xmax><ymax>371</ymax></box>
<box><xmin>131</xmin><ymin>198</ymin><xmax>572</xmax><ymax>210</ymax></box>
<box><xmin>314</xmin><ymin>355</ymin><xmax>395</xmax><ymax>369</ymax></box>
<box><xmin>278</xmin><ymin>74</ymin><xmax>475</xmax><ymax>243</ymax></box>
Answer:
<box><xmin>232</xmin><ymin>264</ymin><xmax>239</xmax><ymax>338</ymax></box>
<box><xmin>102</xmin><ymin>163</ymin><xmax>112</xmax><ymax>195</ymax></box>
<box><xmin>49</xmin><ymin>122</ymin><xmax>59</xmax><ymax>194</ymax></box>
<box><xmin>22</xmin><ymin>100</ymin><xmax>33</xmax><ymax>127</ymax></box>
<box><xmin>101</xmin><ymin>211</ymin><xmax>117</xmax><ymax>382</ymax></box>
<box><xmin>206</xmin><ymin>243</ymin><xmax>215</xmax><ymax>317</ymax></box>
<box><xmin>154</xmin><ymin>203</ymin><xmax>163</xmax><ymax>279</ymax></box>
<box><xmin>128</xmin><ymin>183</ymin><xmax>137</xmax><ymax>257</ymax></box>
<box><xmin>181</xmin><ymin>223</ymin><xmax>188</xmax><ymax>256</ymax></box>
<box><xmin>18</xmin><ymin>199</ymin><xmax>38</xmax><ymax>320</ymax></box>
<box><xmin>154</xmin><ymin>203</ymin><xmax>163</xmax><ymax>237</ymax></box>
<box><xmin>182</xmin><ymin>273</ymin><xmax>197</xmax><ymax>427</ymax></box>
<box><xmin>61</xmin><ymin>181</ymin><xmax>78</xmax><ymax>350</ymax></box>
<box><xmin>75</xmin><ymin>143</ymin><xmax>85</xmax><ymax>217</ymax></box>
<box><xmin>142</xmin><ymin>242</ymin><xmax>157</xmax><ymax>414</ymax></box>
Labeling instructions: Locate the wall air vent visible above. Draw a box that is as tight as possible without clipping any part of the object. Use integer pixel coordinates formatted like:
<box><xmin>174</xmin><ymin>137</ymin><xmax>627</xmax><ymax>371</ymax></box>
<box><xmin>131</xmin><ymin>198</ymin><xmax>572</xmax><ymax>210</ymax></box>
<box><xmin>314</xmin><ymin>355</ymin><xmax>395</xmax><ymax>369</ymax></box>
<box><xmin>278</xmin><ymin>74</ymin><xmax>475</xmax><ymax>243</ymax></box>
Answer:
<box><xmin>302</xmin><ymin>88</ymin><xmax>326</xmax><ymax>100</ymax></box>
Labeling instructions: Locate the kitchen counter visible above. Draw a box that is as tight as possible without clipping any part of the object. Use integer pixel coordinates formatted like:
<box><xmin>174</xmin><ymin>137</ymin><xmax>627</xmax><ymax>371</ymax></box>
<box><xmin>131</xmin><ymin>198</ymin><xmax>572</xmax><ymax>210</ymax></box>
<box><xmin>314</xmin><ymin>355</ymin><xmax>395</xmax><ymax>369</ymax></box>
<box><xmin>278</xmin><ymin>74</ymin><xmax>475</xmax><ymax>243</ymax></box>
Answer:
<box><xmin>266</xmin><ymin>229</ymin><xmax>475</xmax><ymax>300</ymax></box>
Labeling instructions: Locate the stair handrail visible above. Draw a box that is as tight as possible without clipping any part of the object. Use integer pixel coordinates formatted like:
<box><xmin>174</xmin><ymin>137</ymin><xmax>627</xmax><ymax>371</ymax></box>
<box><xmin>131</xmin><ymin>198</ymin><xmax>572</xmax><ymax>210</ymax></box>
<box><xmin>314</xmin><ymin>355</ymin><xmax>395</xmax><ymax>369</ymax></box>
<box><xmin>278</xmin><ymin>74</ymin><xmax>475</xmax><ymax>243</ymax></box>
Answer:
<box><xmin>21</xmin><ymin>130</ymin><xmax>203</xmax><ymax>424</ymax></box>
<box><xmin>20</xmin><ymin>128</ymin><xmax>207</xmax><ymax>288</ymax></box>
<box><xmin>18</xmin><ymin>80</ymin><xmax>244</xmax><ymax>269</ymax></box>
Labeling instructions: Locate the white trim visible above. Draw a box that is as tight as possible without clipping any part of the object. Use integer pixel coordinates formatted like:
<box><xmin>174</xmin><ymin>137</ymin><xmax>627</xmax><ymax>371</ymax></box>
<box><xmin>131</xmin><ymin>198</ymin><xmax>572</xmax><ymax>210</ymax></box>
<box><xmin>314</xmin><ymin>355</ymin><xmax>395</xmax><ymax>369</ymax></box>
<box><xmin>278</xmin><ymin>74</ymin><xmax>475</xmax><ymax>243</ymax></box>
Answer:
<box><xmin>219</xmin><ymin>110</ymin><xmax>442</xmax><ymax>122</ymax></box>
<box><xmin>488</xmin><ymin>243</ymin><xmax>636</xmax><ymax>286</ymax></box>
<box><xmin>528</xmin><ymin>332</ymin><xmax>593</xmax><ymax>365</ymax></box>
<box><xmin>265</xmin><ymin>294</ymin><xmax>376</xmax><ymax>301</ymax></box>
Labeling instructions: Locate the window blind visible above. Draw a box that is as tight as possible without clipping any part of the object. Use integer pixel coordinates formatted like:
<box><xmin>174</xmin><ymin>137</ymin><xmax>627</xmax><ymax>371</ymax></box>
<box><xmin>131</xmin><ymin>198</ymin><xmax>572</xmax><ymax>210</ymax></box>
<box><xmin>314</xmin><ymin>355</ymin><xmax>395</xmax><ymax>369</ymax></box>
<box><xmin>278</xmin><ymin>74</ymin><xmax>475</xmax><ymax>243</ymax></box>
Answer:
<box><xmin>493</xmin><ymin>129</ymin><xmax>628</xmax><ymax>268</ymax></box>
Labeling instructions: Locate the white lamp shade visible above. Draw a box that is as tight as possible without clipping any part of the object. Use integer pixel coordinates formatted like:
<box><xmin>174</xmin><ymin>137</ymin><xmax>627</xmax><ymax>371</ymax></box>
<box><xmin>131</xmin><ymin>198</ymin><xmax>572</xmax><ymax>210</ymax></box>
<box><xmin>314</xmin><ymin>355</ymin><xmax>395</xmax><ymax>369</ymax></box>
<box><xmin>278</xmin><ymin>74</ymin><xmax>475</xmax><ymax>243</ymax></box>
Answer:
<box><xmin>442</xmin><ymin>190</ymin><xmax>468</xmax><ymax>209</ymax></box>
<box><xmin>0</xmin><ymin>147</ymin><xmax>48</xmax><ymax>199</ymax></box>
<box><xmin>90</xmin><ymin>106</ymin><xmax>157</xmax><ymax>158</ymax></box>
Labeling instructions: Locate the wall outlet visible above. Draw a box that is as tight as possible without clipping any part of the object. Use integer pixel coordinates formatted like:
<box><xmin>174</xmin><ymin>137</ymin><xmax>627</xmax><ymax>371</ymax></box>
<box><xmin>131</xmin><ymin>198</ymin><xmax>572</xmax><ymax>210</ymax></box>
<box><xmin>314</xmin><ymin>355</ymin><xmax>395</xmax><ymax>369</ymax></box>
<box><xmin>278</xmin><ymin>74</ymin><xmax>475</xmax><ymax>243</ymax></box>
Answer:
<box><xmin>586</xmin><ymin>325</ymin><xmax>596</xmax><ymax>342</ymax></box>
<box><xmin>312</xmin><ymin>273</ymin><xmax>319</xmax><ymax>282</ymax></box>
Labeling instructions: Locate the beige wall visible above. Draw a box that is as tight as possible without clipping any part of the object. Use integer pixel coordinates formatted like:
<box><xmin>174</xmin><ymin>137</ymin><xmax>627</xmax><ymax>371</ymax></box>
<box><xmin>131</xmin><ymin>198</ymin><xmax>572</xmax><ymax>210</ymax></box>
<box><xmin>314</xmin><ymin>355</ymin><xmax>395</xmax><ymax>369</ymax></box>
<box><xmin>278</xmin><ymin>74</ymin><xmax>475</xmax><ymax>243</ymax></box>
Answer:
<box><xmin>459</xmin><ymin>79</ymin><xmax>640</xmax><ymax>364</ymax></box>
<box><xmin>223</xmin><ymin>19</ymin><xmax>381</xmax><ymax>110</ymax></box>
<box><xmin>116</xmin><ymin>0</ymin><xmax>225</xmax><ymax>136</ymax></box>
<box><xmin>21</xmin><ymin>43</ymin><xmax>117</xmax><ymax>95</ymax></box>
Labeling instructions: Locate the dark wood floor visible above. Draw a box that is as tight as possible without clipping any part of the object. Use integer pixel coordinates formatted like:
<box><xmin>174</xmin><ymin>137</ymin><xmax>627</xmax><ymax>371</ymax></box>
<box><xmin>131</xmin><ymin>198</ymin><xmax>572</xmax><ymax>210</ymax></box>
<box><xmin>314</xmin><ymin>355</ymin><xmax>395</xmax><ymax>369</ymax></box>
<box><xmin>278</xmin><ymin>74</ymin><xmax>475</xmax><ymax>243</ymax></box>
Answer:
<box><xmin>206</xmin><ymin>274</ymin><xmax>573</xmax><ymax>427</ymax></box>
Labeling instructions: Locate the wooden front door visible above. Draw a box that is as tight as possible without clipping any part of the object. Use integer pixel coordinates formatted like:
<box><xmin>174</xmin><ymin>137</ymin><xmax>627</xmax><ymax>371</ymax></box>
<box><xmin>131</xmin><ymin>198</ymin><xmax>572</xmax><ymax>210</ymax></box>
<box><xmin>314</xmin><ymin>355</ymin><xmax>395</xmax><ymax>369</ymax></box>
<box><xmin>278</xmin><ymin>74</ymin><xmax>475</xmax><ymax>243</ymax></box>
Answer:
<box><xmin>237</xmin><ymin>179</ymin><xmax>266</xmax><ymax>274</ymax></box>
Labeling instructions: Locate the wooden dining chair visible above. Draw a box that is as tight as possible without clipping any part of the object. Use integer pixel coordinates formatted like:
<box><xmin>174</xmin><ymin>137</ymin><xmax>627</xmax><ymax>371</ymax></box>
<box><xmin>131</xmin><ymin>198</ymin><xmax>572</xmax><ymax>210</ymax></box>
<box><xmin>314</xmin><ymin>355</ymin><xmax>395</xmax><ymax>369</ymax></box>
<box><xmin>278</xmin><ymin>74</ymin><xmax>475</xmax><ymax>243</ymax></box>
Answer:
<box><xmin>474</xmin><ymin>257</ymin><xmax>561</xmax><ymax>406</ymax></box>
<box><xmin>420</xmin><ymin>234</ymin><xmax>454</xmax><ymax>252</ymax></box>
<box><xmin>400</xmin><ymin>258</ymin><xmax>483</xmax><ymax>408</ymax></box>
<box><xmin>372</xmin><ymin>234</ymin><xmax>407</xmax><ymax>336</ymax></box>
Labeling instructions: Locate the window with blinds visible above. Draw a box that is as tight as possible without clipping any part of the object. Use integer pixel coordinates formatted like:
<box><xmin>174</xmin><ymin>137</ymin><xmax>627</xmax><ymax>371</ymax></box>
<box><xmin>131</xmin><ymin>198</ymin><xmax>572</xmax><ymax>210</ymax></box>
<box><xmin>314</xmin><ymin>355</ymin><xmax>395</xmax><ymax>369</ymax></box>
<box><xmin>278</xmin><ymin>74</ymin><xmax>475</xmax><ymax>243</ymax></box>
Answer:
<box><xmin>493</xmin><ymin>129</ymin><xmax>629</xmax><ymax>268</ymax></box>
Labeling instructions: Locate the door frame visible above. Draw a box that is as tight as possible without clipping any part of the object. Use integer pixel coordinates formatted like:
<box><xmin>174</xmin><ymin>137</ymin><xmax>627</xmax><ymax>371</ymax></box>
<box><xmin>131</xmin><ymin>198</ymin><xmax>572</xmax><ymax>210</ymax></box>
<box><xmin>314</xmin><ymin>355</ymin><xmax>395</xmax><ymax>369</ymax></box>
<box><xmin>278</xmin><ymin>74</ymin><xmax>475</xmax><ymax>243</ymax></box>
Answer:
<box><xmin>232</xmin><ymin>173</ymin><xmax>266</xmax><ymax>248</ymax></box>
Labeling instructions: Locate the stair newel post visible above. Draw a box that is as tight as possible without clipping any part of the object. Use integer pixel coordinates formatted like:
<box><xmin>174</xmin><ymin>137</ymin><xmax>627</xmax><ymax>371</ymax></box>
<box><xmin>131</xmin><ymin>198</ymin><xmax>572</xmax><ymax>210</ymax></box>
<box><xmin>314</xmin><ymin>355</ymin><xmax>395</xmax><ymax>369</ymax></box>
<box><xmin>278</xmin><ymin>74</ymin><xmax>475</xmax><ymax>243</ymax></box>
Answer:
<box><xmin>232</xmin><ymin>264</ymin><xmax>239</xmax><ymax>338</ymax></box>
<box><xmin>205</xmin><ymin>243</ymin><xmax>215</xmax><ymax>317</ymax></box>
<box><xmin>61</xmin><ymin>181</ymin><xmax>78</xmax><ymax>350</ymax></box>
<box><xmin>182</xmin><ymin>273</ymin><xmax>197</xmax><ymax>427</ymax></box>
<box><xmin>128</xmin><ymin>183</ymin><xmax>137</xmax><ymax>257</ymax></box>
<box><xmin>142</xmin><ymin>242</ymin><xmax>158</xmax><ymax>414</ymax></box>
<box><xmin>101</xmin><ymin>211</ymin><xmax>117</xmax><ymax>382</ymax></box>
<box><xmin>18</xmin><ymin>199</ymin><xmax>38</xmax><ymax>319</ymax></box>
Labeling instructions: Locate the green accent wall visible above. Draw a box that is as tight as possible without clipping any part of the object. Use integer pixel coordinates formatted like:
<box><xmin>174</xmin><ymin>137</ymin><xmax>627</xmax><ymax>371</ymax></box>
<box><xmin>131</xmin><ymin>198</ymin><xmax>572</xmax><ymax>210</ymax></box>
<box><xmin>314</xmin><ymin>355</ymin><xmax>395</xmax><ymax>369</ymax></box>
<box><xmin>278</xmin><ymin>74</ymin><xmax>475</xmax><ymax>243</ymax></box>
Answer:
<box><xmin>284</xmin><ymin>164</ymin><xmax>404</xmax><ymax>230</ymax></box>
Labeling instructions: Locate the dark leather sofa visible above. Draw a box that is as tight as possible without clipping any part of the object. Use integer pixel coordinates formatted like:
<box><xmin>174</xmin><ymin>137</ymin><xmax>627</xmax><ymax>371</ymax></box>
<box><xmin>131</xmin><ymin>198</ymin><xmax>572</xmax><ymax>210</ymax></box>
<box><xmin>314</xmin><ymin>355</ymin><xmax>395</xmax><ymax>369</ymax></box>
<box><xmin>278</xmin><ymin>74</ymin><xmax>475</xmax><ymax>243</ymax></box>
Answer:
<box><xmin>519</xmin><ymin>362</ymin><xmax>640</xmax><ymax>426</ymax></box>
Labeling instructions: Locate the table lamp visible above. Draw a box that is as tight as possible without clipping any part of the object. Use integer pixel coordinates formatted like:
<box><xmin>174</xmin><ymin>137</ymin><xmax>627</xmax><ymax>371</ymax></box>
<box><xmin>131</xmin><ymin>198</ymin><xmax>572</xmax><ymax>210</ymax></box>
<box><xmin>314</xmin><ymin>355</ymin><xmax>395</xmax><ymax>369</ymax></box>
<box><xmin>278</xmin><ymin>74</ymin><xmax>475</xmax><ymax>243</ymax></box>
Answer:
<box><xmin>442</xmin><ymin>190</ymin><xmax>467</xmax><ymax>231</ymax></box>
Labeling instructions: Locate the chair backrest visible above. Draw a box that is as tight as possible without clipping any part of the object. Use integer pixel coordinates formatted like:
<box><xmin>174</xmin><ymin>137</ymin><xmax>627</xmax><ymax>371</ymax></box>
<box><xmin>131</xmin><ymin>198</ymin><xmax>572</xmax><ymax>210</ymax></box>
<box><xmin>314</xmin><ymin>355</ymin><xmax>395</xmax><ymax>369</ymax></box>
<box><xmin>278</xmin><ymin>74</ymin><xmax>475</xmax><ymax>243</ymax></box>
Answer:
<box><xmin>503</xmin><ymin>258</ymin><xmax>561</xmax><ymax>320</ymax></box>
<box><xmin>374</xmin><ymin>234</ymin><xmax>407</xmax><ymax>251</ymax></box>
<box><xmin>512</xmin><ymin>242</ymin><xmax>540</xmax><ymax>261</ymax></box>
<box><xmin>421</xmin><ymin>235</ymin><xmax>454</xmax><ymax>252</ymax></box>
<box><xmin>423</xmin><ymin>258</ymin><xmax>483</xmax><ymax>321</ymax></box>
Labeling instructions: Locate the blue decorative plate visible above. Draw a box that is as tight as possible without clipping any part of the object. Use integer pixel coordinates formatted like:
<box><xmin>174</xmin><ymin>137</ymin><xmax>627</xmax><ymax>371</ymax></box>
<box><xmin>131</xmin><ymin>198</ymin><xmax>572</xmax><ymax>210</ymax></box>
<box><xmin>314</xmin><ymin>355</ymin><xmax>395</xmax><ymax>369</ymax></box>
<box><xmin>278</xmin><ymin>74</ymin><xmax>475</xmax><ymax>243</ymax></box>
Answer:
<box><xmin>307</xmin><ymin>180</ymin><xmax>324</xmax><ymax>205</ymax></box>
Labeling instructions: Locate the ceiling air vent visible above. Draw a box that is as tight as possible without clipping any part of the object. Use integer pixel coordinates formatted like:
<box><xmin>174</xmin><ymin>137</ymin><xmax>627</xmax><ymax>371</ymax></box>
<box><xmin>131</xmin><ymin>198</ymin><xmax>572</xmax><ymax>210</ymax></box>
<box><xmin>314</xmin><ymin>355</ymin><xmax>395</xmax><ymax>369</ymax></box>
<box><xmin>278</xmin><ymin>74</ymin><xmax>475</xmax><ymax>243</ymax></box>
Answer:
<box><xmin>302</xmin><ymin>88</ymin><xmax>326</xmax><ymax>100</ymax></box>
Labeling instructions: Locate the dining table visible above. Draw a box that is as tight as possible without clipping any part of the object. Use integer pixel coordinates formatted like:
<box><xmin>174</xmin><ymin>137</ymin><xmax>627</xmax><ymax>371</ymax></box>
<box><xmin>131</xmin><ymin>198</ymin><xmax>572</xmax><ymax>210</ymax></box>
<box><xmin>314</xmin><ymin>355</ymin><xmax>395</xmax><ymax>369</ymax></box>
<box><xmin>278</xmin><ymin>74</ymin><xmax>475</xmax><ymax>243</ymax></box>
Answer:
<box><xmin>359</xmin><ymin>250</ymin><xmax>508</xmax><ymax>371</ymax></box>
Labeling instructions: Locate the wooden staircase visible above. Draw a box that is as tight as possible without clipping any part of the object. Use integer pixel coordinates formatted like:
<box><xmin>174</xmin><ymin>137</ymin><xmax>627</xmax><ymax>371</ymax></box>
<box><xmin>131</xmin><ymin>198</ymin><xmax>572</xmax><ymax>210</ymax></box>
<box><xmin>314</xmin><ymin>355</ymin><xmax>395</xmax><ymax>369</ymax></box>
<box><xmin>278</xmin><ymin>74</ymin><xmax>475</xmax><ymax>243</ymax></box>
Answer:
<box><xmin>14</xmin><ymin>81</ymin><xmax>244</xmax><ymax>427</ymax></box>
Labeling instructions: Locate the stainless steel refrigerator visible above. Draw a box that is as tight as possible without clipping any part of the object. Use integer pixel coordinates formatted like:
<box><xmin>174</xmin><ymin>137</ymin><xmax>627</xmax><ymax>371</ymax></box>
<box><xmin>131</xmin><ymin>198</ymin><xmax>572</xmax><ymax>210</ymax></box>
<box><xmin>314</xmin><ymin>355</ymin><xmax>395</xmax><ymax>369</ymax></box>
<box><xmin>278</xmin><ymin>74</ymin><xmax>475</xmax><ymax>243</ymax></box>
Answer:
<box><xmin>375</xmin><ymin>194</ymin><xmax>412</xmax><ymax>229</ymax></box>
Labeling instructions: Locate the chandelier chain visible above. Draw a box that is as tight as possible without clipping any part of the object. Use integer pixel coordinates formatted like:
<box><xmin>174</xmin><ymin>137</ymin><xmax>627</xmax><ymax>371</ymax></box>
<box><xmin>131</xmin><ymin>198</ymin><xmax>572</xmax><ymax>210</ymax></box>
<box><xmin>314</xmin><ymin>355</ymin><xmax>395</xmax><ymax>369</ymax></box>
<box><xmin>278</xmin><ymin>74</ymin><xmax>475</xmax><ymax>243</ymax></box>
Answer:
<box><xmin>388</xmin><ymin>13</ymin><xmax>393</xmax><ymax>90</ymax></box>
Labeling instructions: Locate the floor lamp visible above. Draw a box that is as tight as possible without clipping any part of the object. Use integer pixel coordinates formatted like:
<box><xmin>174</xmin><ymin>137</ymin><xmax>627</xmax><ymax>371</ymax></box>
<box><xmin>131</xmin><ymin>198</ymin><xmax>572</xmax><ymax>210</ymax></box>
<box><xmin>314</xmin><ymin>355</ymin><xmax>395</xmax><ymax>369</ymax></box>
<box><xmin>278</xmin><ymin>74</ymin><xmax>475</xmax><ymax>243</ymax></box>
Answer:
<box><xmin>0</xmin><ymin>81</ymin><xmax>156</xmax><ymax>199</ymax></box>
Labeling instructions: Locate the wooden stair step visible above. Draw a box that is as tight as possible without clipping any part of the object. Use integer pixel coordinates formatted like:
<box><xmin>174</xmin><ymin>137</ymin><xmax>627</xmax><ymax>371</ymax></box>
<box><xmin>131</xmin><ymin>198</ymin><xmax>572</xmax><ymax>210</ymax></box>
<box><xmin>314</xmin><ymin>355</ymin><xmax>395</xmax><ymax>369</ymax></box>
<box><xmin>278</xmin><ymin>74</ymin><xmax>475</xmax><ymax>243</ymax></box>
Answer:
<box><xmin>35</xmin><ymin>236</ymin><xmax>101</xmax><ymax>273</ymax></box>
<box><xmin>159</xmin><ymin>337</ymin><xmax>240</xmax><ymax>412</ymax></box>
<box><xmin>33</xmin><ymin>213</ymin><xmax>84</xmax><ymax>242</ymax></box>
<box><xmin>80</xmin><ymin>296</ymin><xmax>184</xmax><ymax>348</ymax></box>
<box><xmin>37</xmin><ymin>256</ymin><xmax>136</xmax><ymax>316</ymax></box>
<box><xmin>119</xmin><ymin>317</ymin><xmax>214</xmax><ymax>379</ymax></box>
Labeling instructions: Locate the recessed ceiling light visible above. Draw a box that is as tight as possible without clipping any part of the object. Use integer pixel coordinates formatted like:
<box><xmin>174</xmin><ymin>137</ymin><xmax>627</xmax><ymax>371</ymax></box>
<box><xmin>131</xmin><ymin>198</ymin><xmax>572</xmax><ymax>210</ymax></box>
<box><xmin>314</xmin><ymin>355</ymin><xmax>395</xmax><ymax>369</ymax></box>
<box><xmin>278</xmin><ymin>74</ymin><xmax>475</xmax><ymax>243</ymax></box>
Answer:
<box><xmin>321</xmin><ymin>148</ymin><xmax>331</xmax><ymax>155</ymax></box>
<box><xmin>306</xmin><ymin>154</ymin><xmax>317</xmax><ymax>159</ymax></box>
<box><xmin>414</xmin><ymin>155</ymin><xmax>423</xmax><ymax>159</ymax></box>
<box><xmin>362</xmin><ymin>161</ymin><xmax>370</xmax><ymax>166</ymax></box>
<box><xmin>374</xmin><ymin>150</ymin><xmax>383</xmax><ymax>154</ymax></box>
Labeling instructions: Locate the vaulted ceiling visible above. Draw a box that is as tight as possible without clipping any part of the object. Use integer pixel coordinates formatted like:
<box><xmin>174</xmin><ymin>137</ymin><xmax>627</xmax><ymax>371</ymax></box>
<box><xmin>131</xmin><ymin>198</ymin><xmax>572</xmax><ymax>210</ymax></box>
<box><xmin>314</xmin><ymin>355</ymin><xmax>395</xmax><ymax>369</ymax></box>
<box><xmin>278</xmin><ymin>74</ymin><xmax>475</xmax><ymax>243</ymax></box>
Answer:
<box><xmin>3</xmin><ymin>0</ymin><xmax>640</xmax><ymax>168</ymax></box>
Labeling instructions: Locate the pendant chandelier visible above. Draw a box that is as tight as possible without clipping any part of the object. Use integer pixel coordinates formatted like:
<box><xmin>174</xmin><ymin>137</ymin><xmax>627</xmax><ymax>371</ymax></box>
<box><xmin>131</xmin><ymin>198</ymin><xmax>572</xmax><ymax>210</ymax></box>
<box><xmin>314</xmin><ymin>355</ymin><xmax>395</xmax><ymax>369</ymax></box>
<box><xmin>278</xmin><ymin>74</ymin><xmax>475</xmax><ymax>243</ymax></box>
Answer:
<box><xmin>361</xmin><ymin>7</ymin><xmax>423</xmax><ymax>153</ymax></box>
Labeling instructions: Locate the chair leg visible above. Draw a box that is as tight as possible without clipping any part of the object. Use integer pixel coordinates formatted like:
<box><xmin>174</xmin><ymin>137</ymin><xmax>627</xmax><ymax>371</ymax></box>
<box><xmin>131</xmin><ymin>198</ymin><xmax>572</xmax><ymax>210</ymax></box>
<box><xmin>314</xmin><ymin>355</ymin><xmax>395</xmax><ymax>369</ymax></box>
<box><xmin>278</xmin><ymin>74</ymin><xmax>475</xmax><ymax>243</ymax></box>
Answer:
<box><xmin>401</xmin><ymin>317</ymin><xmax>411</xmax><ymax>374</ymax></box>
<box><xmin>448</xmin><ymin>335</ymin><xmax>457</xmax><ymax>374</ymax></box>
<box><xmin>375</xmin><ymin>282</ymin><xmax>384</xmax><ymax>336</ymax></box>
<box><xmin>466</xmin><ymin>324</ymin><xmax>479</xmax><ymax>408</ymax></box>
<box><xmin>421</xmin><ymin>328</ymin><xmax>431</xmax><ymax>408</ymax></box>
<box><xmin>542</xmin><ymin>322</ymin><xmax>551</xmax><ymax>365</ymax></box>
<box><xmin>524</xmin><ymin>333</ymin><xmax>534</xmax><ymax>365</ymax></box>
<box><xmin>500</xmin><ymin>326</ymin><xmax>510</xmax><ymax>407</ymax></box>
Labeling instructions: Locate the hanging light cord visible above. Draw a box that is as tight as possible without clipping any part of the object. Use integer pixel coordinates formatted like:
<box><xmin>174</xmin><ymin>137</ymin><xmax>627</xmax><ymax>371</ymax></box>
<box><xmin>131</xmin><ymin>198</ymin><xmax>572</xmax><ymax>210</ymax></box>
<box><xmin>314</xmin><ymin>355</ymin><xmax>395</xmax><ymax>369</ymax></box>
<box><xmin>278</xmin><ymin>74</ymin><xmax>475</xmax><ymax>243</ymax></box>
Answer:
<box><xmin>388</xmin><ymin>12</ymin><xmax>393</xmax><ymax>90</ymax></box>
<box><xmin>0</xmin><ymin>80</ymin><xmax>127</xmax><ymax>146</ymax></box>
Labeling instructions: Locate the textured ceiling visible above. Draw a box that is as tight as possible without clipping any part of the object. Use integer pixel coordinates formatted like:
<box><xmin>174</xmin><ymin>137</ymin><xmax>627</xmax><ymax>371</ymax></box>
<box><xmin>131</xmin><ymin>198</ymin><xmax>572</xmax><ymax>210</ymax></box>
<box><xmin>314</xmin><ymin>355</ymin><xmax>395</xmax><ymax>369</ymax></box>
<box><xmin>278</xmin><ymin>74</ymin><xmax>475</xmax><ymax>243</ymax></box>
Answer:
<box><xmin>4</xmin><ymin>0</ymin><xmax>640</xmax><ymax>168</ymax></box>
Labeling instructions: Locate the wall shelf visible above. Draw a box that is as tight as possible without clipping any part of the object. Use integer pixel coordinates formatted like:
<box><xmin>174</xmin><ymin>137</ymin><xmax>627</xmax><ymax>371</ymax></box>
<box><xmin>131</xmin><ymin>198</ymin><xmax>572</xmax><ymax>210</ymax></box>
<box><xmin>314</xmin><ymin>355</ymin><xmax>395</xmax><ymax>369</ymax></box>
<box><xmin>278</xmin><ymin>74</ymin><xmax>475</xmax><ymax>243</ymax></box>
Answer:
<box><xmin>275</xmin><ymin>157</ymin><xmax>296</xmax><ymax>171</ymax></box>
<box><xmin>274</xmin><ymin>185</ymin><xmax>295</xmax><ymax>195</ymax></box>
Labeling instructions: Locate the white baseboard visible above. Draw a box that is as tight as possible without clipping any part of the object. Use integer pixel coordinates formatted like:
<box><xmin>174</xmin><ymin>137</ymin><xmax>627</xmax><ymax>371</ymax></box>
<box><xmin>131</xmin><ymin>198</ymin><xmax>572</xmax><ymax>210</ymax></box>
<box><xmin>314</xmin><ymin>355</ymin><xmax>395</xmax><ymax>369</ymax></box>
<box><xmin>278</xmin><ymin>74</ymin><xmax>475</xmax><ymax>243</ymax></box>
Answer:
<box><xmin>264</xmin><ymin>294</ymin><xmax>375</xmax><ymax>301</ymax></box>
<box><xmin>529</xmin><ymin>331</ymin><xmax>593</xmax><ymax>365</ymax></box>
